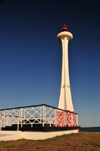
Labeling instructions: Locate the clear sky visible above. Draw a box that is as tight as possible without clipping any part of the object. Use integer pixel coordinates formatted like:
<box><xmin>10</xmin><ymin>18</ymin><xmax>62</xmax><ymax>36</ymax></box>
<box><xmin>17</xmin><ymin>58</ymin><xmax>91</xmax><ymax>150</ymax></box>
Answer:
<box><xmin>0</xmin><ymin>0</ymin><xmax>100</xmax><ymax>127</ymax></box>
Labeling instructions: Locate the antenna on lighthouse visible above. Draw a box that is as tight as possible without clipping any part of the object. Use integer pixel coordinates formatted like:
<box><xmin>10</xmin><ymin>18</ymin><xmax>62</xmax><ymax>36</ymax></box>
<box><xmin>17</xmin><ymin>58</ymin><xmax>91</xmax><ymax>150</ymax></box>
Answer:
<box><xmin>57</xmin><ymin>24</ymin><xmax>74</xmax><ymax>112</ymax></box>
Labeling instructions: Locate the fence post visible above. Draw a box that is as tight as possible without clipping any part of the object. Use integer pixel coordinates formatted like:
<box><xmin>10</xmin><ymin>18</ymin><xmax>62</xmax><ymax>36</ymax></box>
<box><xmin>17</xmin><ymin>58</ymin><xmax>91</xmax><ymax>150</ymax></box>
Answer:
<box><xmin>17</xmin><ymin>119</ymin><xmax>19</xmax><ymax>131</ymax></box>
<box><xmin>77</xmin><ymin>114</ymin><xmax>78</xmax><ymax>126</ymax></box>
<box><xmin>55</xmin><ymin>109</ymin><xmax>57</xmax><ymax>127</ymax></box>
<box><xmin>64</xmin><ymin>111</ymin><xmax>66</xmax><ymax>127</ymax></box>
<box><xmin>21</xmin><ymin>108</ymin><xmax>23</xmax><ymax>127</ymax></box>
<box><xmin>17</xmin><ymin>110</ymin><xmax>20</xmax><ymax>131</ymax></box>
<box><xmin>4</xmin><ymin>110</ymin><xmax>5</xmax><ymax>128</ymax></box>
<box><xmin>40</xmin><ymin>107</ymin><xmax>42</xmax><ymax>124</ymax></box>
<box><xmin>43</xmin><ymin>105</ymin><xmax>44</xmax><ymax>127</ymax></box>
<box><xmin>50</xmin><ymin>107</ymin><xmax>51</xmax><ymax>127</ymax></box>
<box><xmin>0</xmin><ymin>111</ymin><xmax>1</xmax><ymax>130</ymax></box>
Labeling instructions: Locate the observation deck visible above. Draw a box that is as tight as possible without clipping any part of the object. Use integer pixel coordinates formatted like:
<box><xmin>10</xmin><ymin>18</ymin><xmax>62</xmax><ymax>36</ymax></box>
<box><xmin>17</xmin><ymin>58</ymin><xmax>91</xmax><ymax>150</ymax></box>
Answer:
<box><xmin>57</xmin><ymin>24</ymin><xmax>73</xmax><ymax>43</ymax></box>
<box><xmin>0</xmin><ymin>104</ymin><xmax>79</xmax><ymax>131</ymax></box>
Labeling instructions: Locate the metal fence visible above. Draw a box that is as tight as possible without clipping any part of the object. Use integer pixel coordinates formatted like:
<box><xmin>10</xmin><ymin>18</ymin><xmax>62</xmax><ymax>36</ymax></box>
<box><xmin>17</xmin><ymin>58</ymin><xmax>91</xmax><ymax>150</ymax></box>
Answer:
<box><xmin>0</xmin><ymin>104</ymin><xmax>78</xmax><ymax>131</ymax></box>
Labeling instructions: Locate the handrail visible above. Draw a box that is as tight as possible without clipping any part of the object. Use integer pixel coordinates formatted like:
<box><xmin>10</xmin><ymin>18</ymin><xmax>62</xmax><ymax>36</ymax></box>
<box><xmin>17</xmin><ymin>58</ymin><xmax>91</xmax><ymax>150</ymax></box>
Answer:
<box><xmin>0</xmin><ymin>104</ymin><xmax>78</xmax><ymax>114</ymax></box>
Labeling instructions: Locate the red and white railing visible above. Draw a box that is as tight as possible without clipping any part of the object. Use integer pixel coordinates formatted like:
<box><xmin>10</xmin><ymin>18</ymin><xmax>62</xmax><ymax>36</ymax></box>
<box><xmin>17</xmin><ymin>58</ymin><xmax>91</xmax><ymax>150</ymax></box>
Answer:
<box><xmin>0</xmin><ymin>104</ymin><xmax>78</xmax><ymax>130</ymax></box>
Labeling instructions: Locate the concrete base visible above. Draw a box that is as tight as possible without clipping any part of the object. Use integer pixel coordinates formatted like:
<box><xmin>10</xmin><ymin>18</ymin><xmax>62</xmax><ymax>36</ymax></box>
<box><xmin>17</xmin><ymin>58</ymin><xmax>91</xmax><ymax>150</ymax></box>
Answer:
<box><xmin>0</xmin><ymin>131</ymin><xmax>22</xmax><ymax>141</ymax></box>
<box><xmin>0</xmin><ymin>129</ymin><xmax>79</xmax><ymax>141</ymax></box>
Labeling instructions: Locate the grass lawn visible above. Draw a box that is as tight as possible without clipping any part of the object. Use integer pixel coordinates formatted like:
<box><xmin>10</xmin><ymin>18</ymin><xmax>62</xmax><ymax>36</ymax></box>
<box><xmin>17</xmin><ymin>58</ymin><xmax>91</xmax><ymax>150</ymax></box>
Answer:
<box><xmin>0</xmin><ymin>132</ymin><xmax>100</xmax><ymax>151</ymax></box>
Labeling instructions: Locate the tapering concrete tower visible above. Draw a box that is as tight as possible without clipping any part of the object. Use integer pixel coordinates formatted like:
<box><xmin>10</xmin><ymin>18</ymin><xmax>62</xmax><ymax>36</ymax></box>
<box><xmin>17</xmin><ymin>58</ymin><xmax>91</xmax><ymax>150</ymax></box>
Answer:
<box><xmin>57</xmin><ymin>24</ymin><xmax>74</xmax><ymax>111</ymax></box>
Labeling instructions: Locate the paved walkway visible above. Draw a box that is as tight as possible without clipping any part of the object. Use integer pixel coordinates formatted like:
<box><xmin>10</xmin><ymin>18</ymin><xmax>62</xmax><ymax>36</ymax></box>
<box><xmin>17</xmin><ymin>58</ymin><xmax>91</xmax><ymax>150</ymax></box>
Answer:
<box><xmin>0</xmin><ymin>131</ymin><xmax>22</xmax><ymax>141</ymax></box>
<box><xmin>0</xmin><ymin>129</ymin><xmax>78</xmax><ymax>141</ymax></box>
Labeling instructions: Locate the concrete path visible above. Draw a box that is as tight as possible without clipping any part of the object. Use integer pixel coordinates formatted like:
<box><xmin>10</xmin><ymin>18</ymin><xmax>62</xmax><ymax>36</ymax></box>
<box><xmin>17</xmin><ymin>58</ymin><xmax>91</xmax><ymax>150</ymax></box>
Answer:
<box><xmin>0</xmin><ymin>129</ymin><xmax>78</xmax><ymax>141</ymax></box>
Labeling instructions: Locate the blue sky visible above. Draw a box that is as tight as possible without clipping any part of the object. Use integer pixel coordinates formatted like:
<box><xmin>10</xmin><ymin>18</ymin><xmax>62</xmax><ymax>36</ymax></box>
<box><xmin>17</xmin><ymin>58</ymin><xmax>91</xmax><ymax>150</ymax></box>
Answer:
<box><xmin>0</xmin><ymin>0</ymin><xmax>100</xmax><ymax>127</ymax></box>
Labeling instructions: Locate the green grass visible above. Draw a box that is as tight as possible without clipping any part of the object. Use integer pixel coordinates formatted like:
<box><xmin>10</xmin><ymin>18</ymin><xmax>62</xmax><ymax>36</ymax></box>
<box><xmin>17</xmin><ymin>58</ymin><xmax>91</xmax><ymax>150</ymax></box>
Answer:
<box><xmin>0</xmin><ymin>132</ymin><xmax>100</xmax><ymax>151</ymax></box>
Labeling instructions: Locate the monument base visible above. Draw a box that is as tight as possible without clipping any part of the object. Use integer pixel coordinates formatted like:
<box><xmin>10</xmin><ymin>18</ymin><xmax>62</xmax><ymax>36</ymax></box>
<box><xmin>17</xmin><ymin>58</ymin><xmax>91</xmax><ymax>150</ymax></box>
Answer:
<box><xmin>0</xmin><ymin>104</ymin><xmax>79</xmax><ymax>141</ymax></box>
<box><xmin>0</xmin><ymin>129</ymin><xmax>79</xmax><ymax>141</ymax></box>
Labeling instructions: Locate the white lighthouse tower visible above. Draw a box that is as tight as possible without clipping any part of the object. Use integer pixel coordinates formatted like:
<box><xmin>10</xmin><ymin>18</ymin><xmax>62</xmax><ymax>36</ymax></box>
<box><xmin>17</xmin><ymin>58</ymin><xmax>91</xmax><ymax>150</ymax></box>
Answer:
<box><xmin>57</xmin><ymin>24</ymin><xmax>74</xmax><ymax>112</ymax></box>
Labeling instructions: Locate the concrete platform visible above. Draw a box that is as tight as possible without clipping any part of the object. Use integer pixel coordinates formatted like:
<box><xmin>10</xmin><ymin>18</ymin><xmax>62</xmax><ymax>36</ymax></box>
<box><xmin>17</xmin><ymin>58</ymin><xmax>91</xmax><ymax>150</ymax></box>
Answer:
<box><xmin>0</xmin><ymin>129</ymin><xmax>79</xmax><ymax>141</ymax></box>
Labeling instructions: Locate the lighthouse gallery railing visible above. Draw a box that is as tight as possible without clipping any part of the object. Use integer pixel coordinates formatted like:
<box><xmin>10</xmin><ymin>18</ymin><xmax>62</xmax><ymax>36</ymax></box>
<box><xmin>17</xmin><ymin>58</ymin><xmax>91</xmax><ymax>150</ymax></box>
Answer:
<box><xmin>0</xmin><ymin>104</ymin><xmax>78</xmax><ymax>130</ymax></box>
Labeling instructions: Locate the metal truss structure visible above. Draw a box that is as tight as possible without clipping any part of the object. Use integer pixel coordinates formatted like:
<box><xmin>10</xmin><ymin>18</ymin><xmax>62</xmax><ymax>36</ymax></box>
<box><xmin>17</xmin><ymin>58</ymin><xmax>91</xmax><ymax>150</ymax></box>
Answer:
<box><xmin>0</xmin><ymin>104</ymin><xmax>78</xmax><ymax>131</ymax></box>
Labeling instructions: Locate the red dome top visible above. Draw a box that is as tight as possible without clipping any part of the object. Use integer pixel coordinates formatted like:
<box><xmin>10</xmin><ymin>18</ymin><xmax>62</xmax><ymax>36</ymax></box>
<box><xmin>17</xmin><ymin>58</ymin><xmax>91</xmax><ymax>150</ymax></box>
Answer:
<box><xmin>62</xmin><ymin>24</ymin><xmax>67</xmax><ymax>27</ymax></box>
<box><xmin>61</xmin><ymin>24</ymin><xmax>68</xmax><ymax>32</ymax></box>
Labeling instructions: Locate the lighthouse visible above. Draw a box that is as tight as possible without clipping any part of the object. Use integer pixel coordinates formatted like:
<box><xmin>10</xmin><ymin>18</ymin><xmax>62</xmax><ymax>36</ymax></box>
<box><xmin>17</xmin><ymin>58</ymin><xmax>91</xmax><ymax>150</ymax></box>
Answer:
<box><xmin>57</xmin><ymin>24</ymin><xmax>74</xmax><ymax>112</ymax></box>
<box><xmin>0</xmin><ymin>24</ymin><xmax>79</xmax><ymax>140</ymax></box>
